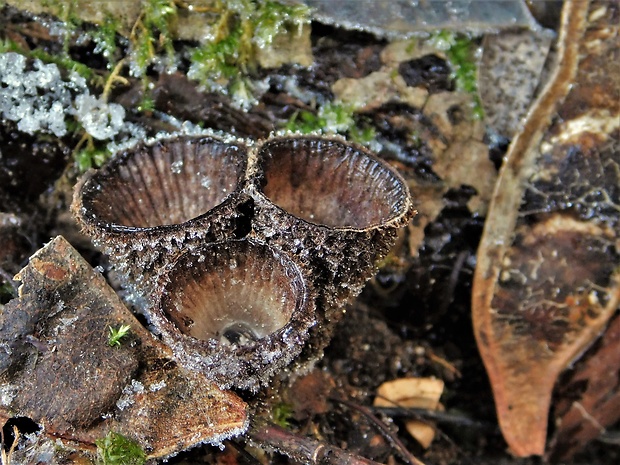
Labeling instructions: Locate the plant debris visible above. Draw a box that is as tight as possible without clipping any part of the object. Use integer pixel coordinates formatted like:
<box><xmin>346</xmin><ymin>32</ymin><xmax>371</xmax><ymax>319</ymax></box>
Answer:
<box><xmin>0</xmin><ymin>236</ymin><xmax>247</xmax><ymax>461</ymax></box>
<box><xmin>472</xmin><ymin>0</ymin><xmax>620</xmax><ymax>456</ymax></box>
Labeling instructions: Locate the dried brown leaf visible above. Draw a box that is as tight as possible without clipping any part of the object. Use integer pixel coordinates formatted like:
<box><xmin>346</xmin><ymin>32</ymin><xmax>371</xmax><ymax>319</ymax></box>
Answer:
<box><xmin>472</xmin><ymin>0</ymin><xmax>619</xmax><ymax>457</ymax></box>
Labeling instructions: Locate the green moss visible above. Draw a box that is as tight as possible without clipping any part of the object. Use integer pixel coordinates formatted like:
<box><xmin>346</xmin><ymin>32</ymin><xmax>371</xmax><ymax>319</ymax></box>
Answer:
<box><xmin>108</xmin><ymin>324</ymin><xmax>132</xmax><ymax>348</ymax></box>
<box><xmin>129</xmin><ymin>0</ymin><xmax>177</xmax><ymax>77</ymax></box>
<box><xmin>284</xmin><ymin>102</ymin><xmax>377</xmax><ymax>146</ymax></box>
<box><xmin>75</xmin><ymin>145</ymin><xmax>112</xmax><ymax>172</ymax></box>
<box><xmin>190</xmin><ymin>24</ymin><xmax>245</xmax><ymax>86</ymax></box>
<box><xmin>90</xmin><ymin>15</ymin><xmax>121</xmax><ymax>69</ymax></box>
<box><xmin>253</xmin><ymin>0</ymin><xmax>311</xmax><ymax>48</ymax></box>
<box><xmin>95</xmin><ymin>431</ymin><xmax>146</xmax><ymax>465</ymax></box>
<box><xmin>348</xmin><ymin>123</ymin><xmax>377</xmax><ymax>145</ymax></box>
<box><xmin>271</xmin><ymin>402</ymin><xmax>294</xmax><ymax>428</ymax></box>
<box><xmin>430</xmin><ymin>31</ymin><xmax>484</xmax><ymax>118</ymax></box>
<box><xmin>187</xmin><ymin>0</ymin><xmax>310</xmax><ymax>99</ymax></box>
<box><xmin>284</xmin><ymin>109</ymin><xmax>322</xmax><ymax>133</ymax></box>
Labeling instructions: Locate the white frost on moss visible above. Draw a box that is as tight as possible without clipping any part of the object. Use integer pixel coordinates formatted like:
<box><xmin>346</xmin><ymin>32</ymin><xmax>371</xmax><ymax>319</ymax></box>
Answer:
<box><xmin>74</xmin><ymin>94</ymin><xmax>125</xmax><ymax>140</ymax></box>
<box><xmin>0</xmin><ymin>53</ymin><xmax>78</xmax><ymax>137</ymax></box>
<box><xmin>0</xmin><ymin>52</ymin><xmax>127</xmax><ymax>142</ymax></box>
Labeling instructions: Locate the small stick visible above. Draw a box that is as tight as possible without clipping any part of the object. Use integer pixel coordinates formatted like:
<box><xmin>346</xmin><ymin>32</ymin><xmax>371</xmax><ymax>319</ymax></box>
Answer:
<box><xmin>247</xmin><ymin>419</ymin><xmax>384</xmax><ymax>465</ymax></box>
<box><xmin>225</xmin><ymin>439</ymin><xmax>262</xmax><ymax>465</ymax></box>
<box><xmin>330</xmin><ymin>397</ymin><xmax>427</xmax><ymax>465</ymax></box>
<box><xmin>371</xmin><ymin>406</ymin><xmax>492</xmax><ymax>430</ymax></box>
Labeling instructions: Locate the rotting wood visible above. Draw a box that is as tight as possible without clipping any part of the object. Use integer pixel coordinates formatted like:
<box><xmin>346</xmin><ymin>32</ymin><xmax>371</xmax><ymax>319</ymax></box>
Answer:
<box><xmin>247</xmin><ymin>419</ymin><xmax>390</xmax><ymax>465</ymax></box>
<box><xmin>0</xmin><ymin>236</ymin><xmax>248</xmax><ymax>460</ymax></box>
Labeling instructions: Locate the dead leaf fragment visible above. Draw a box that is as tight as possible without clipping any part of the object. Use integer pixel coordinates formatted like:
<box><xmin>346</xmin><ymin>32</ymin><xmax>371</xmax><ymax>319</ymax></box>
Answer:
<box><xmin>548</xmin><ymin>312</ymin><xmax>620</xmax><ymax>461</ymax></box>
<box><xmin>0</xmin><ymin>236</ymin><xmax>247</xmax><ymax>460</ymax></box>
<box><xmin>472</xmin><ymin>0</ymin><xmax>619</xmax><ymax>457</ymax></box>
<box><xmin>479</xmin><ymin>28</ymin><xmax>555</xmax><ymax>139</ymax></box>
<box><xmin>374</xmin><ymin>377</ymin><xmax>444</xmax><ymax>448</ymax></box>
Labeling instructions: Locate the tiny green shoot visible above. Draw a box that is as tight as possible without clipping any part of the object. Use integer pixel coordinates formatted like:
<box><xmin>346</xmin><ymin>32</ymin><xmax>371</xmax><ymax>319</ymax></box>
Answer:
<box><xmin>108</xmin><ymin>324</ymin><xmax>131</xmax><ymax>348</ymax></box>
<box><xmin>429</xmin><ymin>31</ymin><xmax>484</xmax><ymax>118</ymax></box>
<box><xmin>271</xmin><ymin>402</ymin><xmax>294</xmax><ymax>428</ymax></box>
<box><xmin>95</xmin><ymin>431</ymin><xmax>146</xmax><ymax>465</ymax></box>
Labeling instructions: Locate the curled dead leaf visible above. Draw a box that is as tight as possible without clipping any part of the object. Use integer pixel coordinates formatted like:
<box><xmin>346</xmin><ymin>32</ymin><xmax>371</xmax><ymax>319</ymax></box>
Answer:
<box><xmin>373</xmin><ymin>377</ymin><xmax>444</xmax><ymax>448</ymax></box>
<box><xmin>472</xmin><ymin>0</ymin><xmax>619</xmax><ymax>457</ymax></box>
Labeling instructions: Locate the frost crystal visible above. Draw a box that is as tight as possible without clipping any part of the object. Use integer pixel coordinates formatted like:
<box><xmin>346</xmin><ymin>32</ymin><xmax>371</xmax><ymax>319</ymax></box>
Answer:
<box><xmin>74</xmin><ymin>94</ymin><xmax>126</xmax><ymax>140</ymax></box>
<box><xmin>0</xmin><ymin>52</ymin><xmax>128</xmax><ymax>142</ymax></box>
<box><xmin>0</xmin><ymin>53</ymin><xmax>79</xmax><ymax>137</ymax></box>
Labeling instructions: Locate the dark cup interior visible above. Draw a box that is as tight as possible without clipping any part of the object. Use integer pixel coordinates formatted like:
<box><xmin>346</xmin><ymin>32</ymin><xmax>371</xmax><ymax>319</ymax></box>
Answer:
<box><xmin>258</xmin><ymin>137</ymin><xmax>409</xmax><ymax>229</ymax></box>
<box><xmin>79</xmin><ymin>136</ymin><xmax>246</xmax><ymax>230</ymax></box>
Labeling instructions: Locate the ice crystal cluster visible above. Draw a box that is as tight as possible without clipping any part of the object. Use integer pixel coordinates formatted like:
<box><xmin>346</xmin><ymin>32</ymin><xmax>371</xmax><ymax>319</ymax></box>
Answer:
<box><xmin>0</xmin><ymin>52</ymin><xmax>126</xmax><ymax>140</ymax></box>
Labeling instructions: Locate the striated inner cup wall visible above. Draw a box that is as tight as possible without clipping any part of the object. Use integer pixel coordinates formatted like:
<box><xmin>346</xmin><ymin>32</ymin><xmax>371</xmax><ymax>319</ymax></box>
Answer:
<box><xmin>79</xmin><ymin>137</ymin><xmax>246</xmax><ymax>230</ymax></box>
<box><xmin>259</xmin><ymin>137</ymin><xmax>410</xmax><ymax>229</ymax></box>
<box><xmin>160</xmin><ymin>241</ymin><xmax>301</xmax><ymax>343</ymax></box>
<box><xmin>73</xmin><ymin>131</ymin><xmax>415</xmax><ymax>390</ymax></box>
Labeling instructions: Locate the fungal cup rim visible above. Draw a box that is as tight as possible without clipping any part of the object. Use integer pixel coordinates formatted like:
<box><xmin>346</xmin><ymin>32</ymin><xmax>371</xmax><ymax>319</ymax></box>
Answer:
<box><xmin>73</xmin><ymin>134</ymin><xmax>249</xmax><ymax>234</ymax></box>
<box><xmin>252</xmin><ymin>135</ymin><xmax>416</xmax><ymax>231</ymax></box>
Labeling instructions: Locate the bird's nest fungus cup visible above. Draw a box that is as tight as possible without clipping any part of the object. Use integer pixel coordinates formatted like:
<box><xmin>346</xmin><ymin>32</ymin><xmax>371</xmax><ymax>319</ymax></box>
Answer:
<box><xmin>249</xmin><ymin>135</ymin><xmax>415</xmax><ymax>327</ymax></box>
<box><xmin>73</xmin><ymin>132</ymin><xmax>415</xmax><ymax>389</ymax></box>
<box><xmin>72</xmin><ymin>134</ymin><xmax>249</xmax><ymax>293</ymax></box>
<box><xmin>151</xmin><ymin>239</ymin><xmax>314</xmax><ymax>391</ymax></box>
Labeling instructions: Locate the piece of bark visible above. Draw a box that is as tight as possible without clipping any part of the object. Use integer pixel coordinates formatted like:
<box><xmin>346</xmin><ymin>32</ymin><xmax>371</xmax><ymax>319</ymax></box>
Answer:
<box><xmin>0</xmin><ymin>236</ymin><xmax>247</xmax><ymax>460</ymax></box>
<box><xmin>472</xmin><ymin>0</ymin><xmax>619</xmax><ymax>457</ymax></box>
<box><xmin>247</xmin><ymin>419</ymin><xmax>386</xmax><ymax>465</ymax></box>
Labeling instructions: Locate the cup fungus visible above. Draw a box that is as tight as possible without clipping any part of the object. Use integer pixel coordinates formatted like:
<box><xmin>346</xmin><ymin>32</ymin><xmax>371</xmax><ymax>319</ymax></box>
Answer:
<box><xmin>256</xmin><ymin>136</ymin><xmax>411</xmax><ymax>229</ymax></box>
<box><xmin>150</xmin><ymin>239</ymin><xmax>314</xmax><ymax>391</ymax></box>
<box><xmin>72</xmin><ymin>134</ymin><xmax>248</xmax><ymax>292</ymax></box>
<box><xmin>248</xmin><ymin>135</ymin><xmax>416</xmax><ymax>354</ymax></box>
<box><xmin>73</xmin><ymin>131</ymin><xmax>414</xmax><ymax>389</ymax></box>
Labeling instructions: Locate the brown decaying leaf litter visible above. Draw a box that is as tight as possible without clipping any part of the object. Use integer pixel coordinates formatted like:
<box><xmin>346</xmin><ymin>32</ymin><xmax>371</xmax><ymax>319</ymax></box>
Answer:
<box><xmin>473</xmin><ymin>0</ymin><xmax>619</xmax><ymax>457</ymax></box>
<box><xmin>0</xmin><ymin>0</ymin><xmax>619</xmax><ymax>463</ymax></box>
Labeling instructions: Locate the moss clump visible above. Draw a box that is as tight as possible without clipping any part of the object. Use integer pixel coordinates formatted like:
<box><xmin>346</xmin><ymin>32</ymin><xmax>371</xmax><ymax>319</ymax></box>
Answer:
<box><xmin>129</xmin><ymin>0</ymin><xmax>177</xmax><ymax>77</ymax></box>
<box><xmin>95</xmin><ymin>431</ymin><xmax>146</xmax><ymax>465</ymax></box>
<box><xmin>430</xmin><ymin>31</ymin><xmax>484</xmax><ymax>118</ymax></box>
<box><xmin>271</xmin><ymin>402</ymin><xmax>294</xmax><ymax>428</ymax></box>
<box><xmin>284</xmin><ymin>102</ymin><xmax>377</xmax><ymax>146</ymax></box>
<box><xmin>187</xmin><ymin>0</ymin><xmax>310</xmax><ymax>100</ymax></box>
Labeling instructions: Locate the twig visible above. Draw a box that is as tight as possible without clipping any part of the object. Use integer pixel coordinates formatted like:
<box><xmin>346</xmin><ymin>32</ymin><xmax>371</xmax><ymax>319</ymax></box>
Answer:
<box><xmin>1</xmin><ymin>426</ymin><xmax>20</xmax><ymax>465</ymax></box>
<box><xmin>371</xmin><ymin>403</ymin><xmax>488</xmax><ymax>465</ymax></box>
<box><xmin>330</xmin><ymin>397</ymin><xmax>427</xmax><ymax>465</ymax></box>
<box><xmin>101</xmin><ymin>58</ymin><xmax>128</xmax><ymax>102</ymax></box>
<box><xmin>246</xmin><ymin>419</ymin><xmax>383</xmax><ymax>465</ymax></box>
<box><xmin>225</xmin><ymin>439</ymin><xmax>262</xmax><ymax>465</ymax></box>
<box><xmin>371</xmin><ymin>406</ymin><xmax>492</xmax><ymax>430</ymax></box>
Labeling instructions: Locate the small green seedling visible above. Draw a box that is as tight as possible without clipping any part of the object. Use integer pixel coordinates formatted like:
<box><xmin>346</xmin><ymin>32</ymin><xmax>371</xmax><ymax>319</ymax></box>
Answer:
<box><xmin>95</xmin><ymin>431</ymin><xmax>146</xmax><ymax>465</ymax></box>
<box><xmin>108</xmin><ymin>324</ymin><xmax>131</xmax><ymax>348</ymax></box>
<box><xmin>271</xmin><ymin>402</ymin><xmax>294</xmax><ymax>428</ymax></box>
